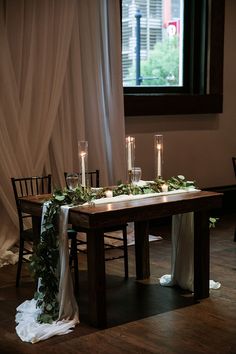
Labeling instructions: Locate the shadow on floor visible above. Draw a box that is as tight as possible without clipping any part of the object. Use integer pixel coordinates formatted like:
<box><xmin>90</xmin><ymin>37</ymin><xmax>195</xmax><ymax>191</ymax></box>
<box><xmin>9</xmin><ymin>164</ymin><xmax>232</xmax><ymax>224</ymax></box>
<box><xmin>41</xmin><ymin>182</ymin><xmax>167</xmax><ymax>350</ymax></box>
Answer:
<box><xmin>77</xmin><ymin>271</ymin><xmax>197</xmax><ymax>328</ymax></box>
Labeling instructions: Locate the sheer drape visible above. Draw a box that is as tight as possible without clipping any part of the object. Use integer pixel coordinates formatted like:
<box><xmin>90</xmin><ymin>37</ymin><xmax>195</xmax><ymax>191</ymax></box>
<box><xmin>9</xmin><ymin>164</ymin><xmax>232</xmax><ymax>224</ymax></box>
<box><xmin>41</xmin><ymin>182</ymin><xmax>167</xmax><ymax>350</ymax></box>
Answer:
<box><xmin>0</xmin><ymin>0</ymin><xmax>76</xmax><ymax>253</ymax></box>
<box><xmin>47</xmin><ymin>0</ymin><xmax>126</xmax><ymax>187</ymax></box>
<box><xmin>0</xmin><ymin>0</ymin><xmax>126</xmax><ymax>259</ymax></box>
<box><xmin>76</xmin><ymin>0</ymin><xmax>126</xmax><ymax>186</ymax></box>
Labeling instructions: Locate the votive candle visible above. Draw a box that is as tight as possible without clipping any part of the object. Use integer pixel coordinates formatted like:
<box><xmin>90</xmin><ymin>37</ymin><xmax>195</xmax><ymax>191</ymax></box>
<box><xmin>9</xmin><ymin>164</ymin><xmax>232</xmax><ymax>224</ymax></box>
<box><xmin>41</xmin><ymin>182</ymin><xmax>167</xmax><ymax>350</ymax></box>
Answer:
<box><xmin>162</xmin><ymin>183</ymin><xmax>168</xmax><ymax>193</ymax></box>
<box><xmin>105</xmin><ymin>190</ymin><xmax>113</xmax><ymax>198</ymax></box>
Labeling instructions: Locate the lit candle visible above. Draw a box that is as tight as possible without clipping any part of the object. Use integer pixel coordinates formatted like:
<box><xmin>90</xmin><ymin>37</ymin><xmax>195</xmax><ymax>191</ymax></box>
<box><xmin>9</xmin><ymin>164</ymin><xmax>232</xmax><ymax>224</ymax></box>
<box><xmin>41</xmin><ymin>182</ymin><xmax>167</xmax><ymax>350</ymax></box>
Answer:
<box><xmin>162</xmin><ymin>183</ymin><xmax>168</xmax><ymax>193</ymax></box>
<box><xmin>105</xmin><ymin>190</ymin><xmax>113</xmax><ymax>198</ymax></box>
<box><xmin>157</xmin><ymin>143</ymin><xmax>162</xmax><ymax>177</ymax></box>
<box><xmin>127</xmin><ymin>137</ymin><xmax>132</xmax><ymax>171</ymax></box>
<box><xmin>78</xmin><ymin>140</ymin><xmax>88</xmax><ymax>187</ymax></box>
<box><xmin>154</xmin><ymin>134</ymin><xmax>163</xmax><ymax>179</ymax></box>
<box><xmin>81</xmin><ymin>152</ymin><xmax>86</xmax><ymax>187</ymax></box>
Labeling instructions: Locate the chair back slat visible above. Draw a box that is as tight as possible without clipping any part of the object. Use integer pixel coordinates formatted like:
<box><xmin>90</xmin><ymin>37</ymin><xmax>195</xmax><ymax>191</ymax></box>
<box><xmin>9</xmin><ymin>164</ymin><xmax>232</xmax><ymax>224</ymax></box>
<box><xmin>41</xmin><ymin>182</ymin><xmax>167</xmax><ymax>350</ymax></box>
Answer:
<box><xmin>35</xmin><ymin>177</ymin><xmax>39</xmax><ymax>194</ymax></box>
<box><xmin>24</xmin><ymin>180</ymin><xmax>28</xmax><ymax>196</ymax></box>
<box><xmin>30</xmin><ymin>179</ymin><xmax>34</xmax><ymax>194</ymax></box>
<box><xmin>41</xmin><ymin>178</ymin><xmax>45</xmax><ymax>194</ymax></box>
<box><xmin>20</xmin><ymin>180</ymin><xmax>24</xmax><ymax>196</ymax></box>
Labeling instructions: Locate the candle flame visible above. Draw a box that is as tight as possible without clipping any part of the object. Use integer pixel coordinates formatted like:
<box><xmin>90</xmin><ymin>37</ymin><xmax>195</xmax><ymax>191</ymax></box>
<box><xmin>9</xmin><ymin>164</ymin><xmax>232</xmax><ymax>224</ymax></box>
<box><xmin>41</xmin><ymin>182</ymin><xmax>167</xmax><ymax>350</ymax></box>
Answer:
<box><xmin>157</xmin><ymin>143</ymin><xmax>162</xmax><ymax>150</ymax></box>
<box><xmin>126</xmin><ymin>136</ymin><xmax>135</xmax><ymax>143</ymax></box>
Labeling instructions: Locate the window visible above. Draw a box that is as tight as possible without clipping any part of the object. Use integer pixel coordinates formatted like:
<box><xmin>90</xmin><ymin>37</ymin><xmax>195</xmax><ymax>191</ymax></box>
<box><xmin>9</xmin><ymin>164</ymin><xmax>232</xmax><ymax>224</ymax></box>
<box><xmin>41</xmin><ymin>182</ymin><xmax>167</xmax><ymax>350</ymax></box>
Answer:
<box><xmin>122</xmin><ymin>0</ymin><xmax>182</xmax><ymax>88</ymax></box>
<box><xmin>121</xmin><ymin>0</ymin><xmax>225</xmax><ymax>116</ymax></box>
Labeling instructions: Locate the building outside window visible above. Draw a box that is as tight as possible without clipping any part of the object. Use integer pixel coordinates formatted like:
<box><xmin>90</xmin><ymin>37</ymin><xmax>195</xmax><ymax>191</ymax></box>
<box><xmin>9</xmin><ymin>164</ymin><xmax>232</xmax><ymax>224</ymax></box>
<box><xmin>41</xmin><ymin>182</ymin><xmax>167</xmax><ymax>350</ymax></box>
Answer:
<box><xmin>122</xmin><ymin>0</ymin><xmax>184</xmax><ymax>88</ymax></box>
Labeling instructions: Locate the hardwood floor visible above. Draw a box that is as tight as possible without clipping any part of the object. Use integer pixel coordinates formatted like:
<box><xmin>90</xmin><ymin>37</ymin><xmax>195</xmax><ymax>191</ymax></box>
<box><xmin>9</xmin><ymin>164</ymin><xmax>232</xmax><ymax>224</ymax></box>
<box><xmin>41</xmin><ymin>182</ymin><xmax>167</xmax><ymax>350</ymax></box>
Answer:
<box><xmin>0</xmin><ymin>213</ymin><xmax>236</xmax><ymax>354</ymax></box>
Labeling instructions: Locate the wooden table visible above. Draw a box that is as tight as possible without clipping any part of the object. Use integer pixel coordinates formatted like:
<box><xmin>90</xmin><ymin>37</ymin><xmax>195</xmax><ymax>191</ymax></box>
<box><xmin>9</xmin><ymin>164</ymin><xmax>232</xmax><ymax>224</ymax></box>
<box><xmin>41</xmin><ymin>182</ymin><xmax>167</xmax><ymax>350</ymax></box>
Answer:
<box><xmin>19</xmin><ymin>190</ymin><xmax>222</xmax><ymax>328</ymax></box>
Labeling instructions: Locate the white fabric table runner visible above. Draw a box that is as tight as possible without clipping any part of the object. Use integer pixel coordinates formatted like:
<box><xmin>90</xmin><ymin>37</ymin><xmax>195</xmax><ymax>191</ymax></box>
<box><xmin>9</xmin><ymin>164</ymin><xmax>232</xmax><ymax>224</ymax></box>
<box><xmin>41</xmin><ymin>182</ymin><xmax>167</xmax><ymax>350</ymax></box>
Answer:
<box><xmin>15</xmin><ymin>203</ymin><xmax>79</xmax><ymax>343</ymax></box>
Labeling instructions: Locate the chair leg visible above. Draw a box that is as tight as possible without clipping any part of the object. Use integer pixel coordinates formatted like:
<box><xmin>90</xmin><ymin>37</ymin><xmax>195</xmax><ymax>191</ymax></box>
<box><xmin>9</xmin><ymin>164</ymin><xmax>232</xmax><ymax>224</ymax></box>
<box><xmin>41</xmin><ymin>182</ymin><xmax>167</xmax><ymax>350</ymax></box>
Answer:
<box><xmin>122</xmin><ymin>226</ymin><xmax>129</xmax><ymax>279</ymax></box>
<box><xmin>16</xmin><ymin>237</ymin><xmax>24</xmax><ymax>287</ymax></box>
<box><xmin>70</xmin><ymin>232</ymin><xmax>79</xmax><ymax>297</ymax></box>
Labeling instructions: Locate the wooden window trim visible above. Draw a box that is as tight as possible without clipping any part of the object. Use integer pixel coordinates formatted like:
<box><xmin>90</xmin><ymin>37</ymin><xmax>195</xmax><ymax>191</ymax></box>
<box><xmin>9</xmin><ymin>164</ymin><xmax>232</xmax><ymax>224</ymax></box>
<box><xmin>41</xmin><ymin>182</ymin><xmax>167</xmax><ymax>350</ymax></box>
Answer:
<box><xmin>123</xmin><ymin>0</ymin><xmax>225</xmax><ymax>116</ymax></box>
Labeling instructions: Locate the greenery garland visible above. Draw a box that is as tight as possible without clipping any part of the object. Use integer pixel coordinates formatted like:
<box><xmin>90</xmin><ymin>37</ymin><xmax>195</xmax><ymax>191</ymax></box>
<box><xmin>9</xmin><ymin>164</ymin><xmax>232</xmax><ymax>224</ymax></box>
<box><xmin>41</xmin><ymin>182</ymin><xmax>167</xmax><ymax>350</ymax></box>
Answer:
<box><xmin>29</xmin><ymin>186</ymin><xmax>92</xmax><ymax>323</ymax></box>
<box><xmin>29</xmin><ymin>200</ymin><xmax>60</xmax><ymax>323</ymax></box>
<box><xmin>29</xmin><ymin>175</ymin><xmax>217</xmax><ymax>324</ymax></box>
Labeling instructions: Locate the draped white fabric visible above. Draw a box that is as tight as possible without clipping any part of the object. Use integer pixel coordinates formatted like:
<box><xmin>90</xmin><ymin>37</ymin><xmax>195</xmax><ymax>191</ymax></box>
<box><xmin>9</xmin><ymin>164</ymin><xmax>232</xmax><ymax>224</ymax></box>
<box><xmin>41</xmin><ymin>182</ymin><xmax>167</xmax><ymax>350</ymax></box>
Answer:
<box><xmin>16</xmin><ymin>204</ymin><xmax>79</xmax><ymax>343</ymax></box>
<box><xmin>160</xmin><ymin>213</ymin><xmax>221</xmax><ymax>291</ymax></box>
<box><xmin>0</xmin><ymin>0</ymin><xmax>126</xmax><ymax>258</ymax></box>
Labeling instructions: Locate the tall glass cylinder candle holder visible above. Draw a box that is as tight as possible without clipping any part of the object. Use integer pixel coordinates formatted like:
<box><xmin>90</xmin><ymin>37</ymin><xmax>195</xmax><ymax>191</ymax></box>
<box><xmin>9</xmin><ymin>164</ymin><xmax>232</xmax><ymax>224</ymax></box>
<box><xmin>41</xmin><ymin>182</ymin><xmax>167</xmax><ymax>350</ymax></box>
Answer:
<box><xmin>126</xmin><ymin>136</ymin><xmax>135</xmax><ymax>183</ymax></box>
<box><xmin>154</xmin><ymin>134</ymin><xmax>163</xmax><ymax>179</ymax></box>
<box><xmin>78</xmin><ymin>140</ymin><xmax>88</xmax><ymax>187</ymax></box>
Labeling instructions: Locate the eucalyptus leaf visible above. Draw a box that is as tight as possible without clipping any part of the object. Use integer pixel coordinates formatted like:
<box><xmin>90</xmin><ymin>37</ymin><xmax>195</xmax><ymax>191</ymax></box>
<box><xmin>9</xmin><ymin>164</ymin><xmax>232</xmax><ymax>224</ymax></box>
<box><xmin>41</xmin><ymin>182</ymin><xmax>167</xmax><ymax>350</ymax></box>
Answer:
<box><xmin>34</xmin><ymin>292</ymin><xmax>40</xmax><ymax>300</ymax></box>
<box><xmin>177</xmin><ymin>175</ymin><xmax>185</xmax><ymax>180</ymax></box>
<box><xmin>46</xmin><ymin>303</ymin><xmax>53</xmax><ymax>311</ymax></box>
<box><xmin>54</xmin><ymin>195</ymin><xmax>65</xmax><ymax>202</ymax></box>
<box><xmin>38</xmin><ymin>313</ymin><xmax>54</xmax><ymax>324</ymax></box>
<box><xmin>209</xmin><ymin>217</ymin><xmax>219</xmax><ymax>228</ymax></box>
<box><xmin>44</xmin><ymin>223</ymin><xmax>54</xmax><ymax>230</ymax></box>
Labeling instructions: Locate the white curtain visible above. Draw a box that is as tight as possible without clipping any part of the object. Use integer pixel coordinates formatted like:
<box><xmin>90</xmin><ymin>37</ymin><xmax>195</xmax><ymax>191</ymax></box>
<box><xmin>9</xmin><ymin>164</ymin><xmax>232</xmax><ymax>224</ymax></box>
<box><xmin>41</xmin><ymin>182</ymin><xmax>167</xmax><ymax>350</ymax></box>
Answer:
<box><xmin>47</xmin><ymin>0</ymin><xmax>126</xmax><ymax>187</ymax></box>
<box><xmin>0</xmin><ymin>0</ymin><xmax>126</xmax><ymax>260</ymax></box>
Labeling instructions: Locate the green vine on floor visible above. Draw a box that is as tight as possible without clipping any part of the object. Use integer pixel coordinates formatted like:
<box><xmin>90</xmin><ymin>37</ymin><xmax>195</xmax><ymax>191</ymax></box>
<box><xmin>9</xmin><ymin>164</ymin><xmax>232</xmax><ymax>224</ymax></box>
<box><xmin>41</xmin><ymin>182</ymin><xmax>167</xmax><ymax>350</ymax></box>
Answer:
<box><xmin>29</xmin><ymin>175</ymin><xmax>198</xmax><ymax>324</ymax></box>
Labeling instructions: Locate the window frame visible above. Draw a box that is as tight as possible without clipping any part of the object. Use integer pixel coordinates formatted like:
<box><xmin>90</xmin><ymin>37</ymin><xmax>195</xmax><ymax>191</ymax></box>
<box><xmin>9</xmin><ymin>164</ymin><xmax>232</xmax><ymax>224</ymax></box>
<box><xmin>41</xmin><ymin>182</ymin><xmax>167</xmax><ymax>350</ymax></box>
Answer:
<box><xmin>122</xmin><ymin>0</ymin><xmax>225</xmax><ymax>116</ymax></box>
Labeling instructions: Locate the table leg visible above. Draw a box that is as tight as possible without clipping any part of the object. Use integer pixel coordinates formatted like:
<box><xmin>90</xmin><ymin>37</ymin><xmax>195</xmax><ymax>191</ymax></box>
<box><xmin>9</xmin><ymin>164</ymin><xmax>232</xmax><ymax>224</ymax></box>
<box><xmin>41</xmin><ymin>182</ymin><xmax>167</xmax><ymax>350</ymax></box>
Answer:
<box><xmin>194</xmin><ymin>211</ymin><xmax>210</xmax><ymax>299</ymax></box>
<box><xmin>87</xmin><ymin>229</ymin><xmax>106</xmax><ymax>328</ymax></box>
<box><xmin>134</xmin><ymin>220</ymin><xmax>150</xmax><ymax>280</ymax></box>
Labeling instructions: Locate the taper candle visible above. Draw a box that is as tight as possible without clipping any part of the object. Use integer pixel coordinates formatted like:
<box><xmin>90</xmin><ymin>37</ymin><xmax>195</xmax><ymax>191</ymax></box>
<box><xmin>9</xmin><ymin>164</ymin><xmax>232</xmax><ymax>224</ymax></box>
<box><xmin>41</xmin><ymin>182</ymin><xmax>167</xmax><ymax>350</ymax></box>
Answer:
<box><xmin>81</xmin><ymin>152</ymin><xmax>86</xmax><ymax>187</ymax></box>
<box><xmin>154</xmin><ymin>134</ymin><xmax>163</xmax><ymax>179</ymax></box>
<box><xmin>78</xmin><ymin>141</ymin><xmax>88</xmax><ymax>187</ymax></box>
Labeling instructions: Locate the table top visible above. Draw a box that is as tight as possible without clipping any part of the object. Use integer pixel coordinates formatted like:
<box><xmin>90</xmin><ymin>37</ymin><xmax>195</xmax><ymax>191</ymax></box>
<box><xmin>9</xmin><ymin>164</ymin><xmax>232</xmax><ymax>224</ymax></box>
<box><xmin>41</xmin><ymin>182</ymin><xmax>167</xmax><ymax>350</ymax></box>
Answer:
<box><xmin>19</xmin><ymin>190</ymin><xmax>222</xmax><ymax>229</ymax></box>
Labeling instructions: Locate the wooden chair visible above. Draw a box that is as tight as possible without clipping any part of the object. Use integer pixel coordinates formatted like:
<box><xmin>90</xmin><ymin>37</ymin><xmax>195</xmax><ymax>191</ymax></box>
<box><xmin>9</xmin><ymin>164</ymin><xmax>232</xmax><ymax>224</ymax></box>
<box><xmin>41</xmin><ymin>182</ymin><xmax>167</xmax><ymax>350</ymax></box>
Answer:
<box><xmin>232</xmin><ymin>158</ymin><xmax>236</xmax><ymax>241</ymax></box>
<box><xmin>11</xmin><ymin>175</ymin><xmax>79</xmax><ymax>291</ymax></box>
<box><xmin>64</xmin><ymin>171</ymin><xmax>129</xmax><ymax>278</ymax></box>
<box><xmin>11</xmin><ymin>175</ymin><xmax>52</xmax><ymax>286</ymax></box>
